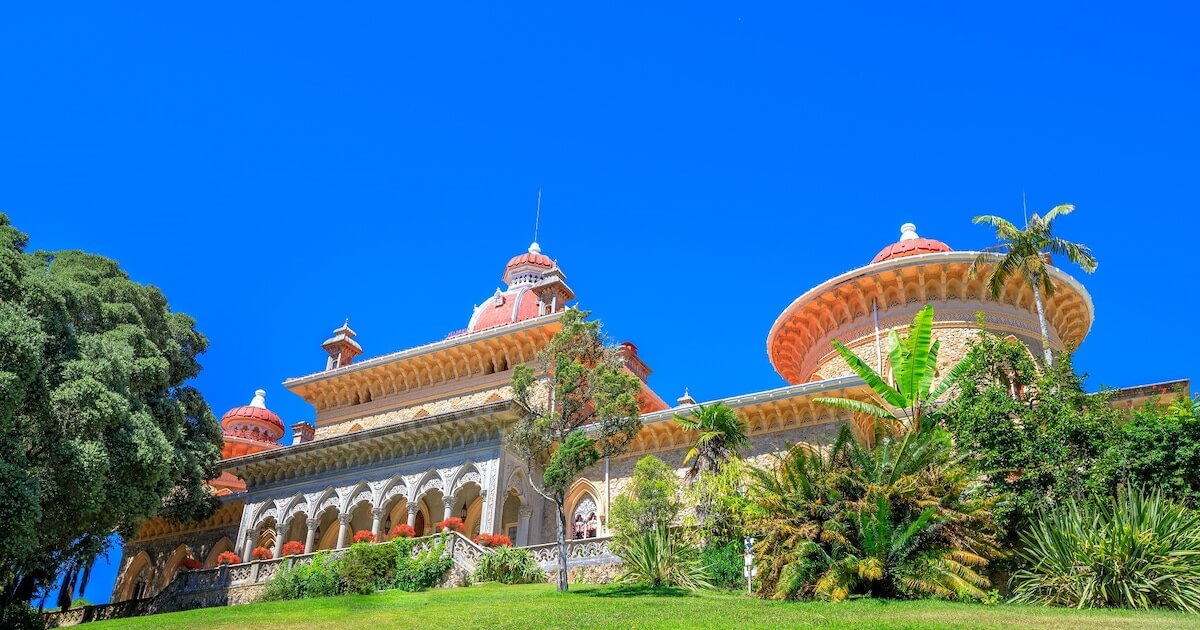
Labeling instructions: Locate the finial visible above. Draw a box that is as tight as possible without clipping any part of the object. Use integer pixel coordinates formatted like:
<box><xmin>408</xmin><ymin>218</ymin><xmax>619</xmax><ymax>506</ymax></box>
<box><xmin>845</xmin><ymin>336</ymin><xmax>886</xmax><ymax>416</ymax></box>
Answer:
<box><xmin>529</xmin><ymin>241</ymin><xmax>541</xmax><ymax>254</ymax></box>
<box><xmin>899</xmin><ymin>223</ymin><xmax>919</xmax><ymax>241</ymax></box>
<box><xmin>676</xmin><ymin>387</ymin><xmax>696</xmax><ymax>406</ymax></box>
<box><xmin>250</xmin><ymin>389</ymin><xmax>267</xmax><ymax>409</ymax></box>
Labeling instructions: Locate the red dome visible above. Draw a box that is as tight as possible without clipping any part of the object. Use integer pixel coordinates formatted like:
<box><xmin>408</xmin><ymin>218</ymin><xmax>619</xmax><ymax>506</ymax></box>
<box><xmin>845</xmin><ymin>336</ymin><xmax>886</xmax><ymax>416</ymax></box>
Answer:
<box><xmin>871</xmin><ymin>223</ymin><xmax>952</xmax><ymax>263</ymax></box>
<box><xmin>468</xmin><ymin>287</ymin><xmax>542</xmax><ymax>333</ymax></box>
<box><xmin>221</xmin><ymin>404</ymin><xmax>284</xmax><ymax>434</ymax></box>
<box><xmin>505</xmin><ymin>250</ymin><xmax>553</xmax><ymax>271</ymax></box>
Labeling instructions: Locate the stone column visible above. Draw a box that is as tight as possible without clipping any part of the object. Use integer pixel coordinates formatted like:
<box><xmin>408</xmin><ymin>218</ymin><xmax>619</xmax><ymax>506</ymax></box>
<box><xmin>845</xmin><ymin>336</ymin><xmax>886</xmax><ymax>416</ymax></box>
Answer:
<box><xmin>304</xmin><ymin>517</ymin><xmax>318</xmax><ymax>554</ymax></box>
<box><xmin>406</xmin><ymin>503</ymin><xmax>419</xmax><ymax>530</ymax></box>
<box><xmin>443</xmin><ymin>498</ymin><xmax>455</xmax><ymax>530</ymax></box>
<box><xmin>242</xmin><ymin>530</ymin><xmax>256</xmax><ymax>560</ymax></box>
<box><xmin>516</xmin><ymin>506</ymin><xmax>532</xmax><ymax>547</ymax></box>
<box><xmin>273</xmin><ymin>523</ymin><xmax>286</xmax><ymax>558</ymax></box>
<box><xmin>371</xmin><ymin>507</ymin><xmax>384</xmax><ymax>539</ymax></box>
<box><xmin>336</xmin><ymin>513</ymin><xmax>352</xmax><ymax>548</ymax></box>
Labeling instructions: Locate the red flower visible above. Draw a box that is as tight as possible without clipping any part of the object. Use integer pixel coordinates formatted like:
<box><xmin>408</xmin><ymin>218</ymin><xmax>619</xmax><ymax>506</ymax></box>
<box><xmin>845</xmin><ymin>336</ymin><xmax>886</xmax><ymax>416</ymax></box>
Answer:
<box><xmin>352</xmin><ymin>530</ymin><xmax>377</xmax><ymax>544</ymax></box>
<box><xmin>180</xmin><ymin>557</ymin><xmax>202</xmax><ymax>571</ymax></box>
<box><xmin>389</xmin><ymin>524</ymin><xmax>416</xmax><ymax>539</ymax></box>
<box><xmin>251</xmin><ymin>547</ymin><xmax>273</xmax><ymax>561</ymax></box>
<box><xmin>473</xmin><ymin>533</ymin><xmax>513</xmax><ymax>548</ymax></box>
<box><xmin>282</xmin><ymin>541</ymin><xmax>305</xmax><ymax>556</ymax></box>
<box><xmin>216</xmin><ymin>551</ymin><xmax>241</xmax><ymax>565</ymax></box>
<box><xmin>435</xmin><ymin>517</ymin><xmax>465</xmax><ymax>533</ymax></box>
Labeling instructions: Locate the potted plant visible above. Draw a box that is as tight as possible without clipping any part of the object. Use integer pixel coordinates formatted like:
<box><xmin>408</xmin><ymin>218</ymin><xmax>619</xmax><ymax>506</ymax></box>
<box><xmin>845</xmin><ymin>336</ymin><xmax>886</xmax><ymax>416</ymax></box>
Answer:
<box><xmin>282</xmin><ymin>541</ymin><xmax>305</xmax><ymax>556</ymax></box>
<box><xmin>251</xmin><ymin>547</ymin><xmax>273</xmax><ymax>561</ymax></box>
<box><xmin>352</xmin><ymin>530</ymin><xmax>377</xmax><ymax>544</ymax></box>
<box><xmin>180</xmin><ymin>557</ymin><xmax>203</xmax><ymax>571</ymax></box>
<box><xmin>436</xmin><ymin>517</ymin><xmax>465</xmax><ymax>533</ymax></box>
<box><xmin>473</xmin><ymin>533</ymin><xmax>513</xmax><ymax>548</ymax></box>
<box><xmin>216</xmin><ymin>551</ymin><xmax>241</xmax><ymax>565</ymax></box>
<box><xmin>389</xmin><ymin>524</ymin><xmax>416</xmax><ymax>538</ymax></box>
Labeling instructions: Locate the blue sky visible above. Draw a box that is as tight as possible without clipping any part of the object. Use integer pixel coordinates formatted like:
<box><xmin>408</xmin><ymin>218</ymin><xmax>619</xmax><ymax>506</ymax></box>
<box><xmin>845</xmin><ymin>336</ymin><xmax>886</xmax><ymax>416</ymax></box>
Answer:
<box><xmin>3</xmin><ymin>2</ymin><xmax>1197</xmax><ymax>606</ymax></box>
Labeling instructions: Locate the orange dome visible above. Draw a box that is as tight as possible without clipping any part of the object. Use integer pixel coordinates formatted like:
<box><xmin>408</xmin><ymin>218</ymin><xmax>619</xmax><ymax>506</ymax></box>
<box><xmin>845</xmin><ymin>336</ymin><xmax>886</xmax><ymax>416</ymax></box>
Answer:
<box><xmin>871</xmin><ymin>223</ymin><xmax>952</xmax><ymax>263</ymax></box>
<box><xmin>505</xmin><ymin>250</ymin><xmax>553</xmax><ymax>272</ymax></box>
<box><xmin>221</xmin><ymin>390</ymin><xmax>284</xmax><ymax>444</ymax></box>
<box><xmin>468</xmin><ymin>286</ymin><xmax>542</xmax><ymax>333</ymax></box>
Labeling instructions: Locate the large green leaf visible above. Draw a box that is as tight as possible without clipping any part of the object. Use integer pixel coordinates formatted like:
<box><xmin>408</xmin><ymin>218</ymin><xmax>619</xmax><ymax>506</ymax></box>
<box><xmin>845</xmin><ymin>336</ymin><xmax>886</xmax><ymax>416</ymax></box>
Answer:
<box><xmin>898</xmin><ymin>305</ymin><xmax>935</xmax><ymax>405</ymax></box>
<box><xmin>814</xmin><ymin>397</ymin><xmax>894</xmax><ymax>421</ymax></box>
<box><xmin>830</xmin><ymin>339</ymin><xmax>906</xmax><ymax>408</ymax></box>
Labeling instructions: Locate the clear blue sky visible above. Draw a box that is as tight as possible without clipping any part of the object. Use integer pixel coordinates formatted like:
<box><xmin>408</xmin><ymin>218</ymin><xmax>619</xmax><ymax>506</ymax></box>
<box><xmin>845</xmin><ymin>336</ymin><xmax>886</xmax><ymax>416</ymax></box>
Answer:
<box><xmin>3</xmin><ymin>2</ymin><xmax>1197</xmax><ymax>606</ymax></box>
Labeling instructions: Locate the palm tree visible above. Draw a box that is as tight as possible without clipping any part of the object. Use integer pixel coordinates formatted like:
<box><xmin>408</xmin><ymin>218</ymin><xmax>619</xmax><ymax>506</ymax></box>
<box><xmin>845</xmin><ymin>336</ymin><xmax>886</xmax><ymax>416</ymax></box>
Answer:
<box><xmin>968</xmin><ymin>204</ymin><xmax>1097</xmax><ymax>366</ymax></box>
<box><xmin>674</xmin><ymin>403</ymin><xmax>749</xmax><ymax>482</ymax></box>
<box><xmin>815</xmin><ymin>305</ymin><xmax>973</xmax><ymax>438</ymax></box>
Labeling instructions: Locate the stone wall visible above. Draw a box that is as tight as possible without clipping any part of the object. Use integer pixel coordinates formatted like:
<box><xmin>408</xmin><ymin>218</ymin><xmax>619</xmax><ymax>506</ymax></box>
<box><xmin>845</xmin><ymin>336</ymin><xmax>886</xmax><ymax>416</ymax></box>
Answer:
<box><xmin>315</xmin><ymin>385</ymin><xmax>514</xmax><ymax>439</ymax></box>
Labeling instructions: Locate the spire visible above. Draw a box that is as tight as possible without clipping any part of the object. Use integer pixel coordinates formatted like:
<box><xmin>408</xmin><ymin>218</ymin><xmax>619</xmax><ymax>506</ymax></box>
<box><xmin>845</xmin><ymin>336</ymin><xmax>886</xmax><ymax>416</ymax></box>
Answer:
<box><xmin>676</xmin><ymin>387</ymin><xmax>696</xmax><ymax>407</ymax></box>
<box><xmin>249</xmin><ymin>389</ymin><xmax>267</xmax><ymax>409</ymax></box>
<box><xmin>322</xmin><ymin>318</ymin><xmax>363</xmax><ymax>371</ymax></box>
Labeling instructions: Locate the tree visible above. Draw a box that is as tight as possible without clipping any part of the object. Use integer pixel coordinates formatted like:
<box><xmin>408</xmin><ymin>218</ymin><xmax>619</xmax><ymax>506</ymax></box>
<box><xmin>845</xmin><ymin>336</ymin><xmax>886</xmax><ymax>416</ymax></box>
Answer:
<box><xmin>609</xmin><ymin>456</ymin><xmax>680</xmax><ymax>536</ymax></box>
<box><xmin>506</xmin><ymin>309</ymin><xmax>643</xmax><ymax>592</ymax></box>
<box><xmin>815</xmin><ymin>305</ymin><xmax>973</xmax><ymax>438</ymax></box>
<box><xmin>968</xmin><ymin>204</ymin><xmax>1098</xmax><ymax>366</ymax></box>
<box><xmin>0</xmin><ymin>214</ymin><xmax>222</xmax><ymax>621</ymax></box>
<box><xmin>1093</xmin><ymin>396</ymin><xmax>1200</xmax><ymax>507</ymax></box>
<box><xmin>674</xmin><ymin>403</ymin><xmax>748</xmax><ymax>482</ymax></box>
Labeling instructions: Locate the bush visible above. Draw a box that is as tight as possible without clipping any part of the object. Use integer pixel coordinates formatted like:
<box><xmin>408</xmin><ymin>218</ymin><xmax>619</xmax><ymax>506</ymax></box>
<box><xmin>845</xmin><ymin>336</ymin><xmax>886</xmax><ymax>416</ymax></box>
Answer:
<box><xmin>435</xmin><ymin>517</ymin><xmax>464</xmax><ymax>533</ymax></box>
<box><xmin>251</xmin><ymin>547</ymin><xmax>273</xmax><ymax>561</ymax></box>
<box><xmin>389</xmin><ymin>524</ymin><xmax>416</xmax><ymax>538</ymax></box>
<box><xmin>613</xmin><ymin>526</ymin><xmax>711</xmax><ymax>590</ymax></box>
<box><xmin>473</xmin><ymin>546</ymin><xmax>544</xmax><ymax>584</ymax></box>
<box><xmin>0</xmin><ymin>602</ymin><xmax>41</xmax><ymax>630</ymax></box>
<box><xmin>260</xmin><ymin>551</ymin><xmax>342</xmax><ymax>601</ymax></box>
<box><xmin>701</xmin><ymin>540</ymin><xmax>743</xmax><ymax>590</ymax></box>
<box><xmin>1010</xmin><ymin>487</ymin><xmax>1200</xmax><ymax>611</ymax></box>
<box><xmin>394</xmin><ymin>535</ymin><xmax>454</xmax><ymax>592</ymax></box>
<box><xmin>352</xmin><ymin>530</ymin><xmax>377</xmax><ymax>544</ymax></box>
<box><xmin>341</xmin><ymin>539</ymin><xmax>397</xmax><ymax>594</ymax></box>
<box><xmin>473</xmin><ymin>533</ymin><xmax>512</xmax><ymax>548</ymax></box>
<box><xmin>610</xmin><ymin>456</ymin><xmax>681</xmax><ymax>536</ymax></box>
<box><xmin>282</xmin><ymin>540</ymin><xmax>305</xmax><ymax>556</ymax></box>
<box><xmin>216</xmin><ymin>551</ymin><xmax>241</xmax><ymax>565</ymax></box>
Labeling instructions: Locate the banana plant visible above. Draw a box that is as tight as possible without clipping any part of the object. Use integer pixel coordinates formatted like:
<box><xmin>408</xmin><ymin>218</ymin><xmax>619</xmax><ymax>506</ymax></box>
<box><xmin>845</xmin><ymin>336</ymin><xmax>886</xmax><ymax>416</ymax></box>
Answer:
<box><xmin>815</xmin><ymin>305</ymin><xmax>972</xmax><ymax>435</ymax></box>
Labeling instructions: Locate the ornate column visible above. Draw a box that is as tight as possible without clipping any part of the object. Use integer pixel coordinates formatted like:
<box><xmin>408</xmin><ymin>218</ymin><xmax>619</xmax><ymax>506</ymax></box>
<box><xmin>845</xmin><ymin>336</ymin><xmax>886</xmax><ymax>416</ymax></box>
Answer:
<box><xmin>516</xmin><ymin>506</ymin><xmax>532</xmax><ymax>547</ymax></box>
<box><xmin>443</xmin><ymin>498</ymin><xmax>455</xmax><ymax>529</ymax></box>
<box><xmin>336</xmin><ymin>513</ymin><xmax>352</xmax><ymax>548</ymax></box>
<box><xmin>273</xmin><ymin>523</ymin><xmax>286</xmax><ymax>558</ymax></box>
<box><xmin>242</xmin><ymin>530</ymin><xmax>257</xmax><ymax>560</ymax></box>
<box><xmin>304</xmin><ymin>517</ymin><xmax>319</xmax><ymax>554</ymax></box>
<box><xmin>371</xmin><ymin>507</ymin><xmax>385</xmax><ymax>539</ymax></box>
<box><xmin>406</xmin><ymin>503</ymin><xmax>419</xmax><ymax>529</ymax></box>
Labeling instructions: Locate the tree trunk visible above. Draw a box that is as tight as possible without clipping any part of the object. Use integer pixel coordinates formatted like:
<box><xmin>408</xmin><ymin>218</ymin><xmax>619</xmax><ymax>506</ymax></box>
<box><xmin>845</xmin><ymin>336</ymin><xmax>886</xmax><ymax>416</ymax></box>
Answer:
<box><xmin>556</xmin><ymin>494</ymin><xmax>569</xmax><ymax>592</ymax></box>
<box><xmin>1031</xmin><ymin>276</ymin><xmax>1053</xmax><ymax>366</ymax></box>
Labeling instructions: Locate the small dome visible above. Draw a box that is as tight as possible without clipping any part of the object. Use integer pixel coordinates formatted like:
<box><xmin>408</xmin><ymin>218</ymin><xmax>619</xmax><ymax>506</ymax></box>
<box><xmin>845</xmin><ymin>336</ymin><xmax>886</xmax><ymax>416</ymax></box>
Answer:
<box><xmin>504</xmin><ymin>242</ymin><xmax>554</xmax><ymax>283</ymax></box>
<box><xmin>221</xmin><ymin>389</ymin><xmax>284</xmax><ymax>442</ymax></box>
<box><xmin>467</xmin><ymin>286</ymin><xmax>542</xmax><ymax>333</ymax></box>
<box><xmin>871</xmin><ymin>223</ymin><xmax>952</xmax><ymax>263</ymax></box>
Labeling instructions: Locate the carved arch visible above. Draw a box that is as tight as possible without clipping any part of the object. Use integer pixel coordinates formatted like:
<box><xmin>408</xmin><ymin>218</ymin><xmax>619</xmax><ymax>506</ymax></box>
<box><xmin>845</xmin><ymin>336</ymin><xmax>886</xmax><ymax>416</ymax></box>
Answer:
<box><xmin>341</xmin><ymin>481</ymin><xmax>374</xmax><ymax>513</ymax></box>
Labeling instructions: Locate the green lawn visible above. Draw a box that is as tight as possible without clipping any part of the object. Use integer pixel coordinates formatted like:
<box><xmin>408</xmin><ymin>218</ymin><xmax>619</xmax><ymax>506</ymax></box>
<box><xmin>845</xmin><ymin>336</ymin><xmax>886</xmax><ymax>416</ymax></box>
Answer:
<box><xmin>87</xmin><ymin>583</ymin><xmax>1200</xmax><ymax>630</ymax></box>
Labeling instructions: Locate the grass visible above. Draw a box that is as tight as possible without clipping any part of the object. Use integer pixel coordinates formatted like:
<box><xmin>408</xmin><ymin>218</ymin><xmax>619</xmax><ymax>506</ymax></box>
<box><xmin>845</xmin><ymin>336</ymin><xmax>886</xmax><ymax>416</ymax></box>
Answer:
<box><xmin>86</xmin><ymin>583</ymin><xmax>1200</xmax><ymax>630</ymax></box>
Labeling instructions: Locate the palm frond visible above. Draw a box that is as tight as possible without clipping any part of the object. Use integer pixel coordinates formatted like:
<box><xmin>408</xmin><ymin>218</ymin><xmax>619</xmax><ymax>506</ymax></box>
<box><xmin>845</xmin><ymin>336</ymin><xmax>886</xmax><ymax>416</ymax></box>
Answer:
<box><xmin>830</xmin><ymin>339</ymin><xmax>905</xmax><ymax>408</ymax></box>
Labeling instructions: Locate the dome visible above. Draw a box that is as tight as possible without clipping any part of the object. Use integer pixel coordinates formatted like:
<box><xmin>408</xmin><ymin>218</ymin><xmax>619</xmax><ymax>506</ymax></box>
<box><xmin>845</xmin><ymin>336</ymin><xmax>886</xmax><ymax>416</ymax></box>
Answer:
<box><xmin>871</xmin><ymin>223</ymin><xmax>952</xmax><ymax>263</ymax></box>
<box><xmin>467</xmin><ymin>286</ymin><xmax>543</xmax><ymax>333</ymax></box>
<box><xmin>221</xmin><ymin>389</ymin><xmax>284</xmax><ymax>444</ymax></box>
<box><xmin>503</xmin><ymin>242</ymin><xmax>555</xmax><ymax>284</ymax></box>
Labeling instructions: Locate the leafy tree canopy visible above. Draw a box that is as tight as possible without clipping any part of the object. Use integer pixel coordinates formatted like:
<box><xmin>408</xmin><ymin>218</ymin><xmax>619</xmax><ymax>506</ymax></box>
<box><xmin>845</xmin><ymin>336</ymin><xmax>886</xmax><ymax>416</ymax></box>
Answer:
<box><xmin>0</xmin><ymin>214</ymin><xmax>222</xmax><ymax>612</ymax></box>
<box><xmin>610</xmin><ymin>456</ymin><xmax>681</xmax><ymax>536</ymax></box>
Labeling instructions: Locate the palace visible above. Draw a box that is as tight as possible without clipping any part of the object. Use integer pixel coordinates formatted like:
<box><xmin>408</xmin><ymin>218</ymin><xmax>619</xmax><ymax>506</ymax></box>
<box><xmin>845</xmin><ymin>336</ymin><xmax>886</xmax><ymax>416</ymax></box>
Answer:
<box><xmin>108</xmin><ymin>222</ymin><xmax>1183</xmax><ymax>603</ymax></box>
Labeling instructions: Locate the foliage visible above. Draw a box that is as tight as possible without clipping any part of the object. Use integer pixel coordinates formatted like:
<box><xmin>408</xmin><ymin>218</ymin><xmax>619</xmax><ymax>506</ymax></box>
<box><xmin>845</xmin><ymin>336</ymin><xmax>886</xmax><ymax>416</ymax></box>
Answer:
<box><xmin>262</xmin><ymin>536</ymin><xmax>453</xmax><ymax>601</ymax></box>
<box><xmin>1093</xmin><ymin>396</ymin><xmax>1200</xmax><ymax>507</ymax></box>
<box><xmin>815</xmin><ymin>305</ymin><xmax>973</xmax><ymax>437</ymax></box>
<box><xmin>674</xmin><ymin>403</ymin><xmax>748</xmax><ymax>482</ymax></box>
<box><xmin>435</xmin><ymin>517</ymin><xmax>464</xmax><ymax>533</ymax></box>
<box><xmin>472</xmin><ymin>547</ymin><xmax>544</xmax><ymax>585</ymax></box>
<box><xmin>389</xmin><ymin>524</ymin><xmax>416</xmax><ymax>539</ymax></box>
<box><xmin>612</xmin><ymin>526</ymin><xmax>712</xmax><ymax>590</ymax></box>
<box><xmin>473</xmin><ymin>533</ymin><xmax>512</xmax><ymax>548</ymax></box>
<box><xmin>0</xmin><ymin>215</ymin><xmax>222</xmax><ymax>615</ymax></box>
<box><xmin>969</xmin><ymin>204</ymin><xmax>1097</xmax><ymax>365</ymax></box>
<box><xmin>749</xmin><ymin>425</ymin><xmax>1001</xmax><ymax>602</ymax></box>
<box><xmin>251</xmin><ymin>547</ymin><xmax>273</xmax><ymax>561</ymax></box>
<box><xmin>700</xmin><ymin>540</ymin><xmax>744</xmax><ymax>590</ymax></box>
<box><xmin>505</xmin><ymin>309</ymin><xmax>643</xmax><ymax>591</ymax></box>
<box><xmin>684</xmin><ymin>459</ymin><xmax>753</xmax><ymax>546</ymax></box>
<box><xmin>216</xmin><ymin>552</ymin><xmax>241</xmax><ymax>566</ymax></box>
<box><xmin>352</xmin><ymin>530</ymin><xmax>377</xmax><ymax>544</ymax></box>
<box><xmin>1010</xmin><ymin>487</ymin><xmax>1200</xmax><ymax>612</ymax></box>
<box><xmin>609</xmin><ymin>456</ymin><xmax>680</xmax><ymax>536</ymax></box>
<box><xmin>281</xmin><ymin>541</ymin><xmax>305</xmax><ymax>557</ymax></box>
<box><xmin>943</xmin><ymin>330</ymin><xmax>1124</xmax><ymax>535</ymax></box>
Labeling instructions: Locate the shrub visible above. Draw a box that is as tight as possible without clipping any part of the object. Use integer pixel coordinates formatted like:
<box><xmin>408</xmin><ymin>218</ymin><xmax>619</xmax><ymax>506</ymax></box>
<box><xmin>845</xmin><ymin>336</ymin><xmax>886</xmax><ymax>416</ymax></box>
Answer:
<box><xmin>700</xmin><ymin>540</ymin><xmax>743</xmax><ymax>590</ymax></box>
<box><xmin>613</xmin><ymin>526</ymin><xmax>711</xmax><ymax>590</ymax></box>
<box><xmin>394</xmin><ymin>535</ymin><xmax>454</xmax><ymax>591</ymax></box>
<box><xmin>260</xmin><ymin>551</ymin><xmax>341</xmax><ymax>601</ymax></box>
<box><xmin>473</xmin><ymin>546</ymin><xmax>544</xmax><ymax>584</ymax></box>
<box><xmin>610</xmin><ymin>456</ymin><xmax>680</xmax><ymax>536</ymax></box>
<box><xmin>282</xmin><ymin>540</ymin><xmax>305</xmax><ymax>556</ymax></box>
<box><xmin>251</xmin><ymin>547</ymin><xmax>273</xmax><ymax>561</ymax></box>
<box><xmin>180</xmin><ymin>557</ymin><xmax>202</xmax><ymax>571</ymax></box>
<box><xmin>435</xmin><ymin>517</ymin><xmax>464</xmax><ymax>533</ymax></box>
<box><xmin>389</xmin><ymin>524</ymin><xmax>416</xmax><ymax>538</ymax></box>
<box><xmin>216</xmin><ymin>551</ymin><xmax>241</xmax><ymax>565</ymax></box>
<box><xmin>352</xmin><ymin>530</ymin><xmax>377</xmax><ymax>544</ymax></box>
<box><xmin>1010</xmin><ymin>487</ymin><xmax>1200</xmax><ymax>612</ymax></box>
<box><xmin>473</xmin><ymin>533</ymin><xmax>512</xmax><ymax>548</ymax></box>
<box><xmin>341</xmin><ymin>539</ymin><xmax>396</xmax><ymax>594</ymax></box>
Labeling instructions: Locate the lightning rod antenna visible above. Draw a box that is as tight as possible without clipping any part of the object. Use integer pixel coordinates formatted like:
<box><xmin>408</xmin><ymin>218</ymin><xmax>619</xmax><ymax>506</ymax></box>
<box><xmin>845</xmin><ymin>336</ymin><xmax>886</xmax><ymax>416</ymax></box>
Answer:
<box><xmin>534</xmin><ymin>189</ymin><xmax>542</xmax><ymax>244</ymax></box>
